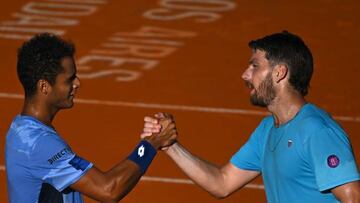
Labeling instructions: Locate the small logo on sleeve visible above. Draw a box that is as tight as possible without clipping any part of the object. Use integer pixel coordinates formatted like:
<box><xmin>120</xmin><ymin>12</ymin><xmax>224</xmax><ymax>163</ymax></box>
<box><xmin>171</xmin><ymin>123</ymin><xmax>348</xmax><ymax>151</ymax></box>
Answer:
<box><xmin>327</xmin><ymin>155</ymin><xmax>340</xmax><ymax>168</ymax></box>
<box><xmin>138</xmin><ymin>145</ymin><xmax>145</xmax><ymax>157</ymax></box>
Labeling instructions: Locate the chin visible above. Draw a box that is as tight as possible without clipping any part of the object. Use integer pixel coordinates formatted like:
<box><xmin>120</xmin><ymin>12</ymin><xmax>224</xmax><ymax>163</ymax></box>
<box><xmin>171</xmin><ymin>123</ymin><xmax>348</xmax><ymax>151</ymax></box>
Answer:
<box><xmin>250</xmin><ymin>97</ymin><xmax>267</xmax><ymax>107</ymax></box>
<box><xmin>62</xmin><ymin>101</ymin><xmax>74</xmax><ymax>109</ymax></box>
<box><xmin>67</xmin><ymin>102</ymin><xmax>75</xmax><ymax>108</ymax></box>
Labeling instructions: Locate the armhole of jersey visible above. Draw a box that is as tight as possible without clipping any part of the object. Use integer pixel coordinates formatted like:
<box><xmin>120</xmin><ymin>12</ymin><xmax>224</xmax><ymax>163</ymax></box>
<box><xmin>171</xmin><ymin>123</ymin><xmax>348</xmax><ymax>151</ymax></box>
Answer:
<box><xmin>38</xmin><ymin>183</ymin><xmax>63</xmax><ymax>203</ymax></box>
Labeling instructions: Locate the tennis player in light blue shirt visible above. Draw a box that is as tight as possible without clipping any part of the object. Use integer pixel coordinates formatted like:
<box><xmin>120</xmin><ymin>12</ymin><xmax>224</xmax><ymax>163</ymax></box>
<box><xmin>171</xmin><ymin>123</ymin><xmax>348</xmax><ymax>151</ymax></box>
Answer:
<box><xmin>142</xmin><ymin>31</ymin><xmax>360</xmax><ymax>202</ymax></box>
<box><xmin>231</xmin><ymin>103</ymin><xmax>359</xmax><ymax>203</ymax></box>
<box><xmin>5</xmin><ymin>33</ymin><xmax>177</xmax><ymax>203</ymax></box>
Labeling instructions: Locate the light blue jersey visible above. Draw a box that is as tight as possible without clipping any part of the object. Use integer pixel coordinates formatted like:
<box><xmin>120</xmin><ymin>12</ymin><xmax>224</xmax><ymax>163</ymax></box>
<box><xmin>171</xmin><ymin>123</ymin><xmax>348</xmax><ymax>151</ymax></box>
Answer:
<box><xmin>5</xmin><ymin>115</ymin><xmax>93</xmax><ymax>203</ymax></box>
<box><xmin>231</xmin><ymin>103</ymin><xmax>359</xmax><ymax>203</ymax></box>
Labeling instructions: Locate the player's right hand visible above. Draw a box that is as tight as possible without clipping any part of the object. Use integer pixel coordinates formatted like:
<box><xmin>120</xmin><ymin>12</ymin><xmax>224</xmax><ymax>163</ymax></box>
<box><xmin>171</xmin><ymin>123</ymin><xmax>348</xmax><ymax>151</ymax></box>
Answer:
<box><xmin>141</xmin><ymin>113</ymin><xmax>177</xmax><ymax>150</ymax></box>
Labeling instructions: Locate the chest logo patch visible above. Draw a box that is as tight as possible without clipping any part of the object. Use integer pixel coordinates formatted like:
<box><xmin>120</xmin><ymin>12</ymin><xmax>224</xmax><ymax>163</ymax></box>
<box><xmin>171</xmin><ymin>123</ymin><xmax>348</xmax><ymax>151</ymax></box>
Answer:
<box><xmin>287</xmin><ymin>139</ymin><xmax>293</xmax><ymax>148</ymax></box>
<box><xmin>327</xmin><ymin>155</ymin><xmax>340</xmax><ymax>168</ymax></box>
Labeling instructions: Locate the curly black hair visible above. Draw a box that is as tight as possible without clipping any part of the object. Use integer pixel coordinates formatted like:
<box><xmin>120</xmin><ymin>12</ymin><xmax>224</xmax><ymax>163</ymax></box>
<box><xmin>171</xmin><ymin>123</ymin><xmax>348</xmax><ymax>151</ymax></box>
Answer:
<box><xmin>17</xmin><ymin>33</ymin><xmax>75</xmax><ymax>98</ymax></box>
<box><xmin>249</xmin><ymin>31</ymin><xmax>313</xmax><ymax>96</ymax></box>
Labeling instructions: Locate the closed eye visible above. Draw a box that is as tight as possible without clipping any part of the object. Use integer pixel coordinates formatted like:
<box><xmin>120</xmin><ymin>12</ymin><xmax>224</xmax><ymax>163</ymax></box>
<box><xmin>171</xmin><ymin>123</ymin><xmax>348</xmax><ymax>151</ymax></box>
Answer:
<box><xmin>250</xmin><ymin>63</ymin><xmax>259</xmax><ymax>70</ymax></box>
<box><xmin>68</xmin><ymin>74</ymin><xmax>77</xmax><ymax>83</ymax></box>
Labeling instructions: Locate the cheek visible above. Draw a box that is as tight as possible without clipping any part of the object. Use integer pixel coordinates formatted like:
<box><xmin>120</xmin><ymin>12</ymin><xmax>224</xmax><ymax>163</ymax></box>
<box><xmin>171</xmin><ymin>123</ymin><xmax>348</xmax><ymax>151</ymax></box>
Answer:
<box><xmin>63</xmin><ymin>83</ymin><xmax>72</xmax><ymax>91</ymax></box>
<box><xmin>252</xmin><ymin>77</ymin><xmax>262</xmax><ymax>89</ymax></box>
<box><xmin>57</xmin><ymin>84</ymin><xmax>71</xmax><ymax>97</ymax></box>
<box><xmin>255</xmin><ymin>70</ymin><xmax>271</xmax><ymax>86</ymax></box>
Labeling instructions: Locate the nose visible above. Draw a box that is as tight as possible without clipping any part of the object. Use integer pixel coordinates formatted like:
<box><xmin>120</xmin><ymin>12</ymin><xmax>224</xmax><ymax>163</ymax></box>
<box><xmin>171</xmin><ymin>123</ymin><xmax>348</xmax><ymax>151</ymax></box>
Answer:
<box><xmin>242</xmin><ymin>67</ymin><xmax>251</xmax><ymax>81</ymax></box>
<box><xmin>73</xmin><ymin>76</ymin><xmax>80</xmax><ymax>89</ymax></box>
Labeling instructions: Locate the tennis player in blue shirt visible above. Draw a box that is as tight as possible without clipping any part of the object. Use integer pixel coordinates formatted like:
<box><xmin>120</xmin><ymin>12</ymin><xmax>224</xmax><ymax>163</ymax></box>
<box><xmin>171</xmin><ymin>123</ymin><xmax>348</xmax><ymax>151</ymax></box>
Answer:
<box><xmin>143</xmin><ymin>31</ymin><xmax>360</xmax><ymax>202</ymax></box>
<box><xmin>5</xmin><ymin>33</ymin><xmax>177</xmax><ymax>203</ymax></box>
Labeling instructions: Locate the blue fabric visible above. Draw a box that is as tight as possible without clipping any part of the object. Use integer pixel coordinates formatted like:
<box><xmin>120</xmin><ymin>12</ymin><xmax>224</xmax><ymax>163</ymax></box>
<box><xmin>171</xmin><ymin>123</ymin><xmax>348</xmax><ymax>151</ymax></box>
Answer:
<box><xmin>231</xmin><ymin>103</ymin><xmax>359</xmax><ymax>203</ymax></box>
<box><xmin>69</xmin><ymin>155</ymin><xmax>91</xmax><ymax>171</ymax></box>
<box><xmin>5</xmin><ymin>115</ymin><xmax>93</xmax><ymax>203</ymax></box>
<box><xmin>127</xmin><ymin>140</ymin><xmax>157</xmax><ymax>174</ymax></box>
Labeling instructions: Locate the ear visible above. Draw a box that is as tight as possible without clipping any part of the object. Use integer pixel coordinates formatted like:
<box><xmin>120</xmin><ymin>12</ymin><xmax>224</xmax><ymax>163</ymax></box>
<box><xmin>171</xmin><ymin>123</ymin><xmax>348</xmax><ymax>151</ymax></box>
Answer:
<box><xmin>273</xmin><ymin>64</ymin><xmax>288</xmax><ymax>83</ymax></box>
<box><xmin>37</xmin><ymin>79</ymin><xmax>51</xmax><ymax>95</ymax></box>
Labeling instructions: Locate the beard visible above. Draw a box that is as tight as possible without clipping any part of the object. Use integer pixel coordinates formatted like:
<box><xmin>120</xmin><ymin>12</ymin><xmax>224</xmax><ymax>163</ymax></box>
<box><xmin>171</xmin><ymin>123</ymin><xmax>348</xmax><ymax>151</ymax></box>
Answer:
<box><xmin>249</xmin><ymin>73</ymin><xmax>276</xmax><ymax>107</ymax></box>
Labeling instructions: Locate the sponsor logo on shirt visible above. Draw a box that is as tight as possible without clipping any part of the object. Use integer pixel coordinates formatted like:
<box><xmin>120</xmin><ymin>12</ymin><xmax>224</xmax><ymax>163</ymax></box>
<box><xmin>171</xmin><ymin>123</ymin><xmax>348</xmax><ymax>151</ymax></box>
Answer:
<box><xmin>47</xmin><ymin>148</ymin><xmax>74</xmax><ymax>164</ymax></box>
<box><xmin>327</xmin><ymin>154</ymin><xmax>340</xmax><ymax>168</ymax></box>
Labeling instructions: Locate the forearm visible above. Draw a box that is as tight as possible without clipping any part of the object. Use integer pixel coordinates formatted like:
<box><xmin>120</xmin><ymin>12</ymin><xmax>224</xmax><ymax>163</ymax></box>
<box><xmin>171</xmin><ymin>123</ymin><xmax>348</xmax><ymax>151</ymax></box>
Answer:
<box><xmin>72</xmin><ymin>160</ymin><xmax>142</xmax><ymax>203</ymax></box>
<box><xmin>71</xmin><ymin>140</ymin><xmax>157</xmax><ymax>202</ymax></box>
<box><xmin>103</xmin><ymin>160</ymin><xmax>143</xmax><ymax>202</ymax></box>
<box><xmin>101</xmin><ymin>140</ymin><xmax>158</xmax><ymax>201</ymax></box>
<box><xmin>165</xmin><ymin>142</ymin><xmax>229</xmax><ymax>198</ymax></box>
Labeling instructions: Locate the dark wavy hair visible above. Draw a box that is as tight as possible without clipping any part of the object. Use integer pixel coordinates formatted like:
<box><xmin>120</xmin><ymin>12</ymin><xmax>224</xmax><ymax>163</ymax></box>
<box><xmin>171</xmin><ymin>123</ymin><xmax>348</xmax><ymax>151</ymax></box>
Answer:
<box><xmin>249</xmin><ymin>31</ymin><xmax>313</xmax><ymax>96</ymax></box>
<box><xmin>17</xmin><ymin>33</ymin><xmax>75</xmax><ymax>98</ymax></box>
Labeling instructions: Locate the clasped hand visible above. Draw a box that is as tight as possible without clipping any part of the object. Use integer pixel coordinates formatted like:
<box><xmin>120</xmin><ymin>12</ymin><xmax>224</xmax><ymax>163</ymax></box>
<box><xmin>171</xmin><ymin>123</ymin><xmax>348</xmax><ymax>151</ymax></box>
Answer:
<box><xmin>141</xmin><ymin>113</ymin><xmax>178</xmax><ymax>150</ymax></box>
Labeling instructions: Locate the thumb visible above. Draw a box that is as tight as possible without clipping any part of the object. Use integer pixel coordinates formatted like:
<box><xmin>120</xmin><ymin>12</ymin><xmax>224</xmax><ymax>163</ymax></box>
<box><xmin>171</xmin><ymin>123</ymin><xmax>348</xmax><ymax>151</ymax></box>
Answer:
<box><xmin>155</xmin><ymin>112</ymin><xmax>165</xmax><ymax>119</ymax></box>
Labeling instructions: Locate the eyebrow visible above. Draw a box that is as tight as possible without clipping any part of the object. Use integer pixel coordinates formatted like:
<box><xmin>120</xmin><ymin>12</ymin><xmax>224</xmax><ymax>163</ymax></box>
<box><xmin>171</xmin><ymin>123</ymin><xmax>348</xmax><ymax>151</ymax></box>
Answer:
<box><xmin>249</xmin><ymin>59</ymin><xmax>258</xmax><ymax>64</ymax></box>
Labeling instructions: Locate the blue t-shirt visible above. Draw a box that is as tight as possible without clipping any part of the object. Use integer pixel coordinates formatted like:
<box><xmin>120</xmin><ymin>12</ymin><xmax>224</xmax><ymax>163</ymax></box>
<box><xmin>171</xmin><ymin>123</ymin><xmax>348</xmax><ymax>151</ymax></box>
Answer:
<box><xmin>5</xmin><ymin>115</ymin><xmax>93</xmax><ymax>203</ymax></box>
<box><xmin>231</xmin><ymin>103</ymin><xmax>359</xmax><ymax>203</ymax></box>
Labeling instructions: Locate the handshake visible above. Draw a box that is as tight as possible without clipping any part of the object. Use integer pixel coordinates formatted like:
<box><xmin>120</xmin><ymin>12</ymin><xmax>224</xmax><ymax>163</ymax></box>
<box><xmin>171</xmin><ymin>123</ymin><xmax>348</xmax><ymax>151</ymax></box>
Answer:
<box><xmin>140</xmin><ymin>112</ymin><xmax>178</xmax><ymax>150</ymax></box>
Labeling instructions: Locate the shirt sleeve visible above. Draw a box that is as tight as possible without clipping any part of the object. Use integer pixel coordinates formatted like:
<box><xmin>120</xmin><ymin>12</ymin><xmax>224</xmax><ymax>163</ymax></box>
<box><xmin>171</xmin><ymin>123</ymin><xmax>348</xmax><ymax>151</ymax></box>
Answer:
<box><xmin>230</xmin><ymin>120</ymin><xmax>266</xmax><ymax>172</ymax></box>
<box><xmin>30</xmin><ymin>132</ymin><xmax>93</xmax><ymax>191</ymax></box>
<box><xmin>305</xmin><ymin>127</ymin><xmax>360</xmax><ymax>191</ymax></box>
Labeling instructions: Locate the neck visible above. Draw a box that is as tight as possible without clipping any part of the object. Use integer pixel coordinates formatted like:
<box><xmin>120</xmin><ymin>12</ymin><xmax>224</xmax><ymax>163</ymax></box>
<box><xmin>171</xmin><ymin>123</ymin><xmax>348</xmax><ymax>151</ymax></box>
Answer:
<box><xmin>21</xmin><ymin>97</ymin><xmax>58</xmax><ymax>127</ymax></box>
<box><xmin>267</xmin><ymin>91</ymin><xmax>306</xmax><ymax>127</ymax></box>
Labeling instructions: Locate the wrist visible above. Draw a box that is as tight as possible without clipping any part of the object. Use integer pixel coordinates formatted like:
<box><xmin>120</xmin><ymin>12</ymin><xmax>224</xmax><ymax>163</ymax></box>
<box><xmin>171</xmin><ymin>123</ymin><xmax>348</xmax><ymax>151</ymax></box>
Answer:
<box><xmin>127</xmin><ymin>140</ymin><xmax>157</xmax><ymax>174</ymax></box>
<box><xmin>164</xmin><ymin>141</ymin><xmax>179</xmax><ymax>154</ymax></box>
<box><xmin>143</xmin><ymin>137</ymin><xmax>160</xmax><ymax>150</ymax></box>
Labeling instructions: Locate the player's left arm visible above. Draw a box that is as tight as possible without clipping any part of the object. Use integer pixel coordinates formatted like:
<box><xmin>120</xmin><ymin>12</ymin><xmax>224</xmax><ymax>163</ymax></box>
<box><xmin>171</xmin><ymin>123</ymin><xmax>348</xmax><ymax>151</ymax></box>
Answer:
<box><xmin>331</xmin><ymin>180</ymin><xmax>360</xmax><ymax>203</ymax></box>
